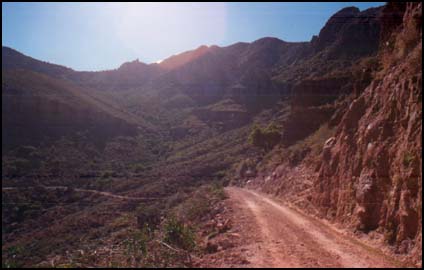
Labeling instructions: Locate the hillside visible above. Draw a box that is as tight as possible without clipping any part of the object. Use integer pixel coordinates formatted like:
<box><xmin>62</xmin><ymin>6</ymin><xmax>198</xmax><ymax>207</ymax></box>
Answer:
<box><xmin>2</xmin><ymin>69</ymin><xmax>138</xmax><ymax>150</ymax></box>
<box><xmin>237</xmin><ymin>2</ymin><xmax>422</xmax><ymax>266</ymax></box>
<box><xmin>159</xmin><ymin>45</ymin><xmax>216</xmax><ymax>70</ymax></box>
<box><xmin>2</xmin><ymin>2</ymin><xmax>421</xmax><ymax>268</ymax></box>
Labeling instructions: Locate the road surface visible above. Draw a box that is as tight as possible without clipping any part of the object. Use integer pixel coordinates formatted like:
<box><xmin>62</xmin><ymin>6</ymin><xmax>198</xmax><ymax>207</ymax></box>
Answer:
<box><xmin>225</xmin><ymin>187</ymin><xmax>402</xmax><ymax>268</ymax></box>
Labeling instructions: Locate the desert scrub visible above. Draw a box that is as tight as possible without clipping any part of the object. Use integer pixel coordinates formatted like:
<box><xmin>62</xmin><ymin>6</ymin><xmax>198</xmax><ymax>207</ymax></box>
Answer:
<box><xmin>173</xmin><ymin>184</ymin><xmax>227</xmax><ymax>222</ymax></box>
<box><xmin>136</xmin><ymin>203</ymin><xmax>162</xmax><ymax>230</ymax></box>
<box><xmin>185</xmin><ymin>195</ymin><xmax>210</xmax><ymax>221</ymax></box>
<box><xmin>209</xmin><ymin>183</ymin><xmax>227</xmax><ymax>200</ymax></box>
<box><xmin>123</xmin><ymin>226</ymin><xmax>151</xmax><ymax>263</ymax></box>
<box><xmin>163</xmin><ymin>217</ymin><xmax>195</xmax><ymax>251</ymax></box>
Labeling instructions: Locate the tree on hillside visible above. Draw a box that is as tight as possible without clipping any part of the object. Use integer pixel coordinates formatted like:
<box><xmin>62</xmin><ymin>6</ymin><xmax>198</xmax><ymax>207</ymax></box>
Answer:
<box><xmin>263</xmin><ymin>123</ymin><xmax>281</xmax><ymax>149</ymax></box>
<box><xmin>248</xmin><ymin>123</ymin><xmax>281</xmax><ymax>151</ymax></box>
<box><xmin>248</xmin><ymin>124</ymin><xmax>266</xmax><ymax>149</ymax></box>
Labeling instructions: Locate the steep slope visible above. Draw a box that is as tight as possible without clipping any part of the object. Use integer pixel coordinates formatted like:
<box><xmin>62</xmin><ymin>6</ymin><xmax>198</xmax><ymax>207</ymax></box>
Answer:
<box><xmin>153</xmin><ymin>38</ymin><xmax>309</xmax><ymax>107</ymax></box>
<box><xmin>5</xmin><ymin>3</ymin><xmax>414</xmax><ymax>268</ymax></box>
<box><xmin>2</xmin><ymin>69</ymin><xmax>138</xmax><ymax>151</ymax></box>
<box><xmin>273</xmin><ymin>6</ymin><xmax>383</xmax><ymax>145</ymax></box>
<box><xmin>312</xmin><ymin>6</ymin><xmax>381</xmax><ymax>56</ymax></box>
<box><xmin>314</xmin><ymin>2</ymin><xmax>422</xmax><ymax>263</ymax></box>
<box><xmin>275</xmin><ymin>6</ymin><xmax>382</xmax><ymax>83</ymax></box>
<box><xmin>2</xmin><ymin>47</ymin><xmax>73</xmax><ymax>78</ymax></box>
<box><xmin>239</xmin><ymin>2</ymin><xmax>421</xmax><ymax>266</ymax></box>
<box><xmin>122</xmin><ymin>38</ymin><xmax>312</xmax><ymax>141</ymax></box>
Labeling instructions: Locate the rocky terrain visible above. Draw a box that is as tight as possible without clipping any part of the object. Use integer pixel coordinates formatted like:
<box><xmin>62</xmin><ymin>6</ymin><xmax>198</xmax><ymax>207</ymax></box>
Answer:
<box><xmin>315</xmin><ymin>2</ymin><xmax>422</xmax><ymax>263</ymax></box>
<box><xmin>2</xmin><ymin>2</ymin><xmax>421</xmax><ymax>267</ymax></box>
<box><xmin>238</xmin><ymin>2</ymin><xmax>422</xmax><ymax>266</ymax></box>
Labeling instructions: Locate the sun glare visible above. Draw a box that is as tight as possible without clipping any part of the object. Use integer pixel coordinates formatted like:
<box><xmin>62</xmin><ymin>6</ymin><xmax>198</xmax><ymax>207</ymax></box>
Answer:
<box><xmin>110</xmin><ymin>2</ymin><xmax>227</xmax><ymax>63</ymax></box>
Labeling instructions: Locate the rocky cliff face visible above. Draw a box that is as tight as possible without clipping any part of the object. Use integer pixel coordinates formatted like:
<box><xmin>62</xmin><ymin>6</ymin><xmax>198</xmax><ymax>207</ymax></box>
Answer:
<box><xmin>272</xmin><ymin>6</ymin><xmax>383</xmax><ymax>146</ymax></box>
<box><xmin>239</xmin><ymin>2</ymin><xmax>421</xmax><ymax>266</ymax></box>
<box><xmin>314</xmin><ymin>2</ymin><xmax>422</xmax><ymax>264</ymax></box>
<box><xmin>312</xmin><ymin>6</ymin><xmax>381</xmax><ymax>56</ymax></box>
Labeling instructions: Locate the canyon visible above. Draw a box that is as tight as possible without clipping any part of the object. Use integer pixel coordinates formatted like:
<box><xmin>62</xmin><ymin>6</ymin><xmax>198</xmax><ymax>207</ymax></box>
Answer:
<box><xmin>2</xmin><ymin>2</ymin><xmax>422</xmax><ymax>267</ymax></box>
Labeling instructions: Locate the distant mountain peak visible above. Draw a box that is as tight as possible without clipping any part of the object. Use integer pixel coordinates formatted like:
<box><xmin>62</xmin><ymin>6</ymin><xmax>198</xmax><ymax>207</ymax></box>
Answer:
<box><xmin>252</xmin><ymin>37</ymin><xmax>285</xmax><ymax>44</ymax></box>
<box><xmin>159</xmin><ymin>44</ymin><xmax>218</xmax><ymax>70</ymax></box>
<box><xmin>2</xmin><ymin>46</ymin><xmax>74</xmax><ymax>76</ymax></box>
<box><xmin>312</xmin><ymin>5</ymin><xmax>382</xmax><ymax>54</ymax></box>
<box><xmin>118</xmin><ymin>58</ymin><xmax>148</xmax><ymax>70</ymax></box>
<box><xmin>331</xmin><ymin>6</ymin><xmax>360</xmax><ymax>17</ymax></box>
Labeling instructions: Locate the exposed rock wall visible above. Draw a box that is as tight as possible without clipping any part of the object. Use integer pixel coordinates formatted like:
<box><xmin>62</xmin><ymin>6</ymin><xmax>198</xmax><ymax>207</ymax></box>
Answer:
<box><xmin>243</xmin><ymin>3</ymin><xmax>421</xmax><ymax>265</ymax></box>
<box><xmin>314</xmin><ymin>2</ymin><xmax>422</xmax><ymax>263</ymax></box>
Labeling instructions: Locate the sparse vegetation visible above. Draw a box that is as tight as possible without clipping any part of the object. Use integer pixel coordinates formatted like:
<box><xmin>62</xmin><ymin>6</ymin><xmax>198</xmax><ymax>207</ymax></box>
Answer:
<box><xmin>2</xmin><ymin>2</ymin><xmax>422</xmax><ymax>267</ymax></box>
<box><xmin>123</xmin><ymin>226</ymin><xmax>151</xmax><ymax>260</ymax></box>
<box><xmin>248</xmin><ymin>123</ymin><xmax>281</xmax><ymax>151</ymax></box>
<box><xmin>163</xmin><ymin>217</ymin><xmax>196</xmax><ymax>251</ymax></box>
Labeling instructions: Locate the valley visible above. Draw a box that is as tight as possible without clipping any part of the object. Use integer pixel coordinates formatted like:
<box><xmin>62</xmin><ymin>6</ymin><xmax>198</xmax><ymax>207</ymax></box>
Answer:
<box><xmin>2</xmin><ymin>2</ymin><xmax>422</xmax><ymax>268</ymax></box>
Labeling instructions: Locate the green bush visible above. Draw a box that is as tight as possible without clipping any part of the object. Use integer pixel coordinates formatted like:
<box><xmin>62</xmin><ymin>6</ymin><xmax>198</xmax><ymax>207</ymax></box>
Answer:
<box><xmin>123</xmin><ymin>226</ymin><xmax>150</xmax><ymax>258</ymax></box>
<box><xmin>209</xmin><ymin>183</ymin><xmax>227</xmax><ymax>200</ymax></box>
<box><xmin>163</xmin><ymin>217</ymin><xmax>195</xmax><ymax>251</ymax></box>
<box><xmin>185</xmin><ymin>196</ymin><xmax>210</xmax><ymax>221</ymax></box>
<box><xmin>248</xmin><ymin>123</ymin><xmax>281</xmax><ymax>151</ymax></box>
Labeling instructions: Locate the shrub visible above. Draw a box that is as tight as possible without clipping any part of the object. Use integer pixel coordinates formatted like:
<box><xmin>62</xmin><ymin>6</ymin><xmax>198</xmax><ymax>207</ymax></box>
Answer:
<box><xmin>185</xmin><ymin>196</ymin><xmax>210</xmax><ymax>221</ymax></box>
<box><xmin>163</xmin><ymin>217</ymin><xmax>195</xmax><ymax>251</ymax></box>
<box><xmin>263</xmin><ymin>123</ymin><xmax>282</xmax><ymax>149</ymax></box>
<box><xmin>248</xmin><ymin>123</ymin><xmax>281</xmax><ymax>151</ymax></box>
<box><xmin>209</xmin><ymin>183</ymin><xmax>227</xmax><ymax>200</ymax></box>
<box><xmin>248</xmin><ymin>124</ymin><xmax>266</xmax><ymax>149</ymax></box>
<box><xmin>136</xmin><ymin>204</ymin><xmax>162</xmax><ymax>229</ymax></box>
<box><xmin>123</xmin><ymin>227</ymin><xmax>150</xmax><ymax>258</ymax></box>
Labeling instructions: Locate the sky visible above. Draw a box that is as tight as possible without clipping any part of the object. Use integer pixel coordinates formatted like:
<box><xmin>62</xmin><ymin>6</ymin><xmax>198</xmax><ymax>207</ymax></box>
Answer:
<box><xmin>2</xmin><ymin>2</ymin><xmax>384</xmax><ymax>71</ymax></box>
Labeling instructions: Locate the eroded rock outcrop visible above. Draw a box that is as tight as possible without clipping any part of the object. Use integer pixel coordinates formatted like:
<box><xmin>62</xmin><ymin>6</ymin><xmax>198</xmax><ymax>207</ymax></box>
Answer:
<box><xmin>314</xmin><ymin>2</ymin><xmax>422</xmax><ymax>264</ymax></box>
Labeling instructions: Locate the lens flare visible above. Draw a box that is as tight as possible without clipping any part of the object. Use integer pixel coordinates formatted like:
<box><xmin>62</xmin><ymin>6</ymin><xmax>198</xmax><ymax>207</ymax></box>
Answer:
<box><xmin>112</xmin><ymin>2</ymin><xmax>227</xmax><ymax>63</ymax></box>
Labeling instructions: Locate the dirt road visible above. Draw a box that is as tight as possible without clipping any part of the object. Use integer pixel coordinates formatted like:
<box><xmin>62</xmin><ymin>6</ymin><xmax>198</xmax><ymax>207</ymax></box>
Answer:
<box><xmin>225</xmin><ymin>187</ymin><xmax>402</xmax><ymax>268</ymax></box>
<box><xmin>2</xmin><ymin>186</ymin><xmax>159</xmax><ymax>201</ymax></box>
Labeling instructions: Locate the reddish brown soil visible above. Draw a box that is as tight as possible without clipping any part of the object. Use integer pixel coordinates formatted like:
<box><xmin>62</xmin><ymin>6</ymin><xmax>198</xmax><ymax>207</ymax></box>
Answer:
<box><xmin>198</xmin><ymin>187</ymin><xmax>408</xmax><ymax>268</ymax></box>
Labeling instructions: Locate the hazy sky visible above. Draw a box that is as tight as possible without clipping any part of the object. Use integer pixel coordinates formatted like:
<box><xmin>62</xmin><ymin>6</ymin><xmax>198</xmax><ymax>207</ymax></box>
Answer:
<box><xmin>2</xmin><ymin>2</ymin><xmax>384</xmax><ymax>71</ymax></box>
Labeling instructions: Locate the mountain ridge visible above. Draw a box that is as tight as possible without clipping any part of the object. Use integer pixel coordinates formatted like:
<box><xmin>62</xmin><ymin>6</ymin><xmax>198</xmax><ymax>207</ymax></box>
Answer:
<box><xmin>2</xmin><ymin>3</ymin><xmax>421</xmax><ymax>267</ymax></box>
